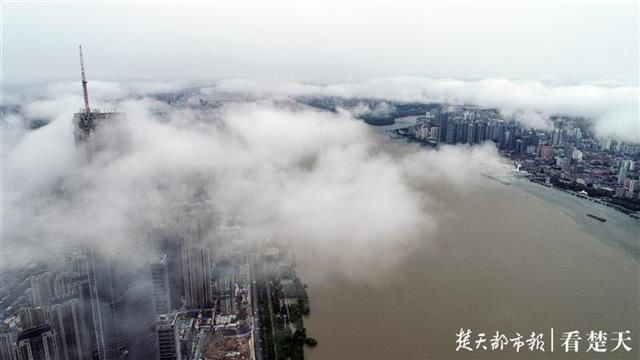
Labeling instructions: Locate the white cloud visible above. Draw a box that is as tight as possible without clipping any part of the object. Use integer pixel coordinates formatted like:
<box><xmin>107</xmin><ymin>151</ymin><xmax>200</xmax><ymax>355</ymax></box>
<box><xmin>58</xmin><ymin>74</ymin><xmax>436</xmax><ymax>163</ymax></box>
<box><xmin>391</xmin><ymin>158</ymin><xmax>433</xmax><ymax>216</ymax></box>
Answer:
<box><xmin>207</xmin><ymin>77</ymin><xmax>640</xmax><ymax>141</ymax></box>
<box><xmin>1</xmin><ymin>85</ymin><xmax>510</xmax><ymax>281</ymax></box>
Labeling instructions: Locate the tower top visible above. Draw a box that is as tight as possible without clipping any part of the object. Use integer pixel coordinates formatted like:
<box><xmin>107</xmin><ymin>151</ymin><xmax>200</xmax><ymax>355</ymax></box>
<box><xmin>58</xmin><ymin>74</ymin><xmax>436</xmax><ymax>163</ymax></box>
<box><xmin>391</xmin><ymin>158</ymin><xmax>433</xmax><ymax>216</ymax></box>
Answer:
<box><xmin>79</xmin><ymin>45</ymin><xmax>90</xmax><ymax>112</ymax></box>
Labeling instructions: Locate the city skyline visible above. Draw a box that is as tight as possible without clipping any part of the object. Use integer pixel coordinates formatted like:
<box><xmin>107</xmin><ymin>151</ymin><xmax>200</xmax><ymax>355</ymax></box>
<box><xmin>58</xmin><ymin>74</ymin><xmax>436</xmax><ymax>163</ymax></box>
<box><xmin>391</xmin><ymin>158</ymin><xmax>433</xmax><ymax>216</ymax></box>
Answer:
<box><xmin>1</xmin><ymin>1</ymin><xmax>638</xmax><ymax>359</ymax></box>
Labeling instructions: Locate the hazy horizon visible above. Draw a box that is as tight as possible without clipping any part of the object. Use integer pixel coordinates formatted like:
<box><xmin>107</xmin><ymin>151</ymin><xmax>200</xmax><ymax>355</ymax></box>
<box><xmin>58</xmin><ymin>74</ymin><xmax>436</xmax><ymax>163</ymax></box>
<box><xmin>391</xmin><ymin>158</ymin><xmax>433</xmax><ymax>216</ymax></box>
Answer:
<box><xmin>2</xmin><ymin>1</ymin><xmax>638</xmax><ymax>85</ymax></box>
<box><xmin>1</xmin><ymin>3</ymin><xmax>638</xmax><ymax>359</ymax></box>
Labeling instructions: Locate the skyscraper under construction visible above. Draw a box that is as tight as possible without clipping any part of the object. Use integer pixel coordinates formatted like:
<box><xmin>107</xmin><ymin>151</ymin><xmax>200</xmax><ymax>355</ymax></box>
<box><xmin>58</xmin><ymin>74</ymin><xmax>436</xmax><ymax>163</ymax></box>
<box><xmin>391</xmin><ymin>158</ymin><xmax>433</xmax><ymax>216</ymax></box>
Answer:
<box><xmin>73</xmin><ymin>45</ymin><xmax>125</xmax><ymax>162</ymax></box>
<box><xmin>71</xmin><ymin>47</ymin><xmax>157</xmax><ymax>359</ymax></box>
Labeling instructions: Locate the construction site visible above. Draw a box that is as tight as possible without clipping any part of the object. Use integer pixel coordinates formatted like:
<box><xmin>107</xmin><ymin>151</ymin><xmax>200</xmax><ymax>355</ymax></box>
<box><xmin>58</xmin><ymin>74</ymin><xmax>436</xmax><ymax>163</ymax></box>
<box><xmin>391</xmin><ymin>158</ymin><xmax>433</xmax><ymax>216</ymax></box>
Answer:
<box><xmin>72</xmin><ymin>45</ymin><xmax>125</xmax><ymax>163</ymax></box>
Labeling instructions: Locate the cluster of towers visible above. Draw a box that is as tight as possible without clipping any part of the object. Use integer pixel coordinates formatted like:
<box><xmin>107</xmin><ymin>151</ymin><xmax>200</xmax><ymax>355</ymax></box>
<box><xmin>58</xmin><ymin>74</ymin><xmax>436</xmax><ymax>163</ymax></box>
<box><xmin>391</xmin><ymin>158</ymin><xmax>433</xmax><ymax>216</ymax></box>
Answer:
<box><xmin>0</xmin><ymin>225</ymin><xmax>216</xmax><ymax>360</ymax></box>
<box><xmin>0</xmin><ymin>46</ymin><xmax>217</xmax><ymax>360</ymax></box>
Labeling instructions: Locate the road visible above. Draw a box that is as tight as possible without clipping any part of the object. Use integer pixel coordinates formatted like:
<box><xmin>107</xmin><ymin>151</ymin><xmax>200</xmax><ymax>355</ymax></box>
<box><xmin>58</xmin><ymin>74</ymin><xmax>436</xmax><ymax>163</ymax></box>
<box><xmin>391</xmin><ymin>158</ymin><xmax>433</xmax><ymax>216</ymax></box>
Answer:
<box><xmin>264</xmin><ymin>273</ymin><xmax>279</xmax><ymax>360</ymax></box>
<box><xmin>192</xmin><ymin>328</ymin><xmax>206</xmax><ymax>360</ymax></box>
<box><xmin>250</xmin><ymin>257</ymin><xmax>264</xmax><ymax>360</ymax></box>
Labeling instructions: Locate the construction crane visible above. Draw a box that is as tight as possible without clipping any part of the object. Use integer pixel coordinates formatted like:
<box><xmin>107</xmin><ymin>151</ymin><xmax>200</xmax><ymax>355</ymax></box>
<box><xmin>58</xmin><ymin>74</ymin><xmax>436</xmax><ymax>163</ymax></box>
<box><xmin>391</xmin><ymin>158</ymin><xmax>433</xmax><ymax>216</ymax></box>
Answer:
<box><xmin>79</xmin><ymin>45</ymin><xmax>91</xmax><ymax>112</ymax></box>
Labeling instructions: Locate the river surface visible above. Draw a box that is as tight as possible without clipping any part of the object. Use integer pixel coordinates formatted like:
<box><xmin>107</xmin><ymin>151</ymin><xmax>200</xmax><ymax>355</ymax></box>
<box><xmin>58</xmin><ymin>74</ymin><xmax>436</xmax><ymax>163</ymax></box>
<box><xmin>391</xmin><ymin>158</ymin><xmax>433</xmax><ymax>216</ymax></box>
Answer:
<box><xmin>299</xmin><ymin>175</ymin><xmax>639</xmax><ymax>359</ymax></box>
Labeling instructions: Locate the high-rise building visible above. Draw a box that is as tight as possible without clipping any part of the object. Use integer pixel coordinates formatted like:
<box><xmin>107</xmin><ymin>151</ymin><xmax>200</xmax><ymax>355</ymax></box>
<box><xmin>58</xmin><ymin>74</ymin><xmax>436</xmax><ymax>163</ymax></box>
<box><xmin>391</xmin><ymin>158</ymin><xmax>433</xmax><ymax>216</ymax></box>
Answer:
<box><xmin>49</xmin><ymin>299</ymin><xmax>90</xmax><ymax>360</ymax></box>
<box><xmin>123</xmin><ymin>278</ymin><xmax>160</xmax><ymax>360</ymax></box>
<box><xmin>87</xmin><ymin>254</ymin><xmax>158</xmax><ymax>360</ymax></box>
<box><xmin>71</xmin><ymin>276</ymin><xmax>99</xmax><ymax>358</ymax></box>
<box><xmin>31</xmin><ymin>273</ymin><xmax>54</xmax><ymax>307</ymax></box>
<box><xmin>515</xmin><ymin>139</ymin><xmax>524</xmax><ymax>154</ymax></box>
<box><xmin>16</xmin><ymin>324</ymin><xmax>58</xmax><ymax>360</ymax></box>
<box><xmin>150</xmin><ymin>254</ymin><xmax>171</xmax><ymax>315</ymax></box>
<box><xmin>494</xmin><ymin>124</ymin><xmax>505</xmax><ymax>145</ymax></box>
<box><xmin>73</xmin><ymin>46</ymin><xmax>126</xmax><ymax>163</ymax></box>
<box><xmin>507</xmin><ymin>125</ymin><xmax>518</xmax><ymax>150</ymax></box>
<box><xmin>438</xmin><ymin>111</ymin><xmax>448</xmax><ymax>143</ymax></box>
<box><xmin>486</xmin><ymin>122</ymin><xmax>495</xmax><ymax>142</ymax></box>
<box><xmin>182</xmin><ymin>245</ymin><xmax>212</xmax><ymax>309</ymax></box>
<box><xmin>52</xmin><ymin>272</ymin><xmax>86</xmax><ymax>300</ymax></box>
<box><xmin>153</xmin><ymin>229</ymin><xmax>185</xmax><ymax>312</ymax></box>
<box><xmin>474</xmin><ymin>122</ymin><xmax>487</xmax><ymax>143</ymax></box>
<box><xmin>181</xmin><ymin>203</ymin><xmax>214</xmax><ymax>245</ymax></box>
<box><xmin>157</xmin><ymin>314</ymin><xmax>180</xmax><ymax>360</ymax></box>
<box><xmin>537</xmin><ymin>144</ymin><xmax>553</xmax><ymax>160</ymax></box>
<box><xmin>456</xmin><ymin>120</ymin><xmax>465</xmax><ymax>143</ymax></box>
<box><xmin>428</xmin><ymin>127</ymin><xmax>440</xmax><ymax>143</ymax></box>
<box><xmin>73</xmin><ymin>111</ymin><xmax>126</xmax><ymax>162</ymax></box>
<box><xmin>174</xmin><ymin>201</ymin><xmax>214</xmax><ymax>310</ymax></box>
<box><xmin>0</xmin><ymin>331</ymin><xmax>17</xmax><ymax>360</ymax></box>
<box><xmin>466</xmin><ymin>122</ymin><xmax>475</xmax><ymax>144</ymax></box>
<box><xmin>618</xmin><ymin>160</ymin><xmax>632</xmax><ymax>185</ymax></box>
<box><xmin>502</xmin><ymin>129</ymin><xmax>512</xmax><ymax>150</ymax></box>
<box><xmin>85</xmin><ymin>254</ymin><xmax>116</xmax><ymax>360</ymax></box>
<box><xmin>19</xmin><ymin>307</ymin><xmax>48</xmax><ymax>329</ymax></box>
<box><xmin>551</xmin><ymin>128</ymin><xmax>563</xmax><ymax>147</ymax></box>
<box><xmin>601</xmin><ymin>137</ymin><xmax>613</xmax><ymax>150</ymax></box>
<box><xmin>445</xmin><ymin>121</ymin><xmax>457</xmax><ymax>144</ymax></box>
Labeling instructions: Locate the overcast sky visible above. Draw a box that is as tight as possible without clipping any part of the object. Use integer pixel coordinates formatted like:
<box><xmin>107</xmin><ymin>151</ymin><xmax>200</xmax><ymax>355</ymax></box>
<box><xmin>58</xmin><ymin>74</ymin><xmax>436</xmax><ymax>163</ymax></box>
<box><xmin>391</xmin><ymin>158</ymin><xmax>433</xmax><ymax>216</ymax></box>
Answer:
<box><xmin>2</xmin><ymin>0</ymin><xmax>638</xmax><ymax>85</ymax></box>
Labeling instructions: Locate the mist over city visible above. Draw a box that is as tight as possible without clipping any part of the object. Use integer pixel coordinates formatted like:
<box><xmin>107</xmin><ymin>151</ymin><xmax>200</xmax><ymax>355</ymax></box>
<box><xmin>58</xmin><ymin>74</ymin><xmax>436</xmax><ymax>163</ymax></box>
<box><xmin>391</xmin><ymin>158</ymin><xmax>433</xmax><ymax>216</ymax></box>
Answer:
<box><xmin>1</xmin><ymin>1</ymin><xmax>638</xmax><ymax>360</ymax></box>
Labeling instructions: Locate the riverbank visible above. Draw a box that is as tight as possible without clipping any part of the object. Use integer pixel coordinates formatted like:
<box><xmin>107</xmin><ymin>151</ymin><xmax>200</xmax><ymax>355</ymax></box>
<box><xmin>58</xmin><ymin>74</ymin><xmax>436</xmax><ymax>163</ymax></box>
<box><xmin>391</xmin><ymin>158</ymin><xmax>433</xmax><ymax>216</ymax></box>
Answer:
<box><xmin>524</xmin><ymin>177</ymin><xmax>640</xmax><ymax>219</ymax></box>
<box><xmin>300</xmin><ymin>175</ymin><xmax>639</xmax><ymax>359</ymax></box>
<box><xmin>514</xmin><ymin>178</ymin><xmax>640</xmax><ymax>261</ymax></box>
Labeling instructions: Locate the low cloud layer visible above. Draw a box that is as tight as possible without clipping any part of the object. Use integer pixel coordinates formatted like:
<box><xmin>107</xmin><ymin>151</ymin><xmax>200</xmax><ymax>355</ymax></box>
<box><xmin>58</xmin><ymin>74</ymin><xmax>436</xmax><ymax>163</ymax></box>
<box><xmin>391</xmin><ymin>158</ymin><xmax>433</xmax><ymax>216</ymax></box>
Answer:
<box><xmin>2</xmin><ymin>81</ymin><xmax>510</xmax><ymax>280</ymax></box>
<box><xmin>206</xmin><ymin>77</ymin><xmax>639</xmax><ymax>141</ymax></box>
<box><xmin>4</xmin><ymin>75</ymin><xmax>637</xmax><ymax>280</ymax></box>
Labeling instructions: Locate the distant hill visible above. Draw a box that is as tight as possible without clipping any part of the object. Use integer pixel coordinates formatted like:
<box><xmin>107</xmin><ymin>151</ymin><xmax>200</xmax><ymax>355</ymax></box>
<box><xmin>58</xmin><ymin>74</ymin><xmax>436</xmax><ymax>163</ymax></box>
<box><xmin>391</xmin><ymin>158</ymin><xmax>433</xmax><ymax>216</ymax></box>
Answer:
<box><xmin>295</xmin><ymin>96</ymin><xmax>440</xmax><ymax>126</ymax></box>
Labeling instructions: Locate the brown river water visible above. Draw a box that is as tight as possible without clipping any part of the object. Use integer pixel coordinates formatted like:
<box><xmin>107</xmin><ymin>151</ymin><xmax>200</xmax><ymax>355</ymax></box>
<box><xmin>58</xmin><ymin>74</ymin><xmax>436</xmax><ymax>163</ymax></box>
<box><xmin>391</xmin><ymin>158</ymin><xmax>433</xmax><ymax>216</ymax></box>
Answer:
<box><xmin>298</xmin><ymin>178</ymin><xmax>639</xmax><ymax>359</ymax></box>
